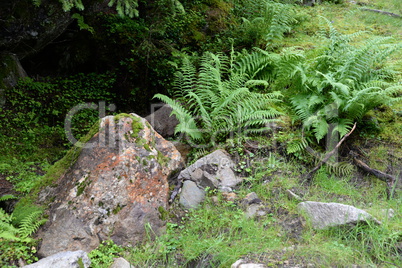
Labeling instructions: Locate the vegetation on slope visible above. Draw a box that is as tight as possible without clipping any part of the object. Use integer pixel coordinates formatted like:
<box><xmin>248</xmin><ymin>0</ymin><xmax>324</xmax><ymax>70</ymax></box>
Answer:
<box><xmin>0</xmin><ymin>0</ymin><xmax>402</xmax><ymax>267</ymax></box>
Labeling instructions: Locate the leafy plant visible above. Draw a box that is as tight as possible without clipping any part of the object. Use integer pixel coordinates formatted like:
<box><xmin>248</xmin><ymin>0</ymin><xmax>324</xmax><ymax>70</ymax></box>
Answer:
<box><xmin>154</xmin><ymin>51</ymin><xmax>282</xmax><ymax>146</ymax></box>
<box><xmin>0</xmin><ymin>207</ymin><xmax>46</xmax><ymax>266</ymax></box>
<box><xmin>240</xmin><ymin>0</ymin><xmax>298</xmax><ymax>48</ymax></box>
<box><xmin>88</xmin><ymin>240</ymin><xmax>125</xmax><ymax>268</ymax></box>
<box><xmin>288</xmin><ymin>18</ymin><xmax>402</xmax><ymax>143</ymax></box>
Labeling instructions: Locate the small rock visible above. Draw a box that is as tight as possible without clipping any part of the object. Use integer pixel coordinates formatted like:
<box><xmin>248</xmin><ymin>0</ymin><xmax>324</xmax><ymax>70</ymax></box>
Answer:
<box><xmin>239</xmin><ymin>264</ymin><xmax>266</xmax><ymax>268</ymax></box>
<box><xmin>179</xmin><ymin>180</ymin><xmax>205</xmax><ymax>209</ymax></box>
<box><xmin>231</xmin><ymin>259</ymin><xmax>266</xmax><ymax>268</ymax></box>
<box><xmin>110</xmin><ymin>257</ymin><xmax>132</xmax><ymax>268</ymax></box>
<box><xmin>381</xmin><ymin>208</ymin><xmax>395</xmax><ymax>219</ymax></box>
<box><xmin>145</xmin><ymin>104</ymin><xmax>179</xmax><ymax>138</ymax></box>
<box><xmin>242</xmin><ymin>192</ymin><xmax>262</xmax><ymax>205</ymax></box>
<box><xmin>222</xmin><ymin>192</ymin><xmax>237</xmax><ymax>202</ymax></box>
<box><xmin>178</xmin><ymin>149</ymin><xmax>242</xmax><ymax>209</ymax></box>
<box><xmin>23</xmin><ymin>250</ymin><xmax>90</xmax><ymax>268</ymax></box>
<box><xmin>211</xmin><ymin>196</ymin><xmax>219</xmax><ymax>204</ymax></box>
<box><xmin>298</xmin><ymin>201</ymin><xmax>381</xmax><ymax>230</ymax></box>
<box><xmin>245</xmin><ymin>204</ymin><xmax>266</xmax><ymax>219</ymax></box>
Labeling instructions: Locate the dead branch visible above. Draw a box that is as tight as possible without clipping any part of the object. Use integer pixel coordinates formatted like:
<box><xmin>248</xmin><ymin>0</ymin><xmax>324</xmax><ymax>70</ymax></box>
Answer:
<box><xmin>353</xmin><ymin>156</ymin><xmax>397</xmax><ymax>199</ymax></box>
<box><xmin>360</xmin><ymin>8</ymin><xmax>401</xmax><ymax>18</ymax></box>
<box><xmin>305</xmin><ymin>122</ymin><xmax>357</xmax><ymax>181</ymax></box>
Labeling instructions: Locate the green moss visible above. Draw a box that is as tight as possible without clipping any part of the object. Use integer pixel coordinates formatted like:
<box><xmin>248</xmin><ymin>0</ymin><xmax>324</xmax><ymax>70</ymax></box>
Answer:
<box><xmin>158</xmin><ymin>206</ymin><xmax>169</xmax><ymax>221</ymax></box>
<box><xmin>114</xmin><ymin>113</ymin><xmax>144</xmax><ymax>140</ymax></box>
<box><xmin>136</xmin><ymin>138</ymin><xmax>147</xmax><ymax>146</ymax></box>
<box><xmin>131</xmin><ymin>119</ymin><xmax>144</xmax><ymax>139</ymax></box>
<box><xmin>14</xmin><ymin>120</ymin><xmax>101</xmax><ymax>209</ymax></box>
<box><xmin>157</xmin><ymin>150</ymin><xmax>170</xmax><ymax>167</ymax></box>
<box><xmin>143</xmin><ymin>143</ymin><xmax>151</xmax><ymax>152</ymax></box>
<box><xmin>76</xmin><ymin>176</ymin><xmax>91</xmax><ymax>196</ymax></box>
<box><xmin>112</xmin><ymin>204</ymin><xmax>124</xmax><ymax>214</ymax></box>
<box><xmin>142</xmin><ymin>159</ymin><xmax>148</xmax><ymax>166</ymax></box>
<box><xmin>77</xmin><ymin>258</ymin><xmax>85</xmax><ymax>268</ymax></box>
<box><xmin>114</xmin><ymin>113</ymin><xmax>135</xmax><ymax>123</ymax></box>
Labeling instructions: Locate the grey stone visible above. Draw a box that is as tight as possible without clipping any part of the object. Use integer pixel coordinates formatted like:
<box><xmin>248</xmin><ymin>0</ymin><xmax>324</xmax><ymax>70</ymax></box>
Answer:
<box><xmin>242</xmin><ymin>192</ymin><xmax>261</xmax><ymax>205</ymax></box>
<box><xmin>145</xmin><ymin>104</ymin><xmax>179</xmax><ymax>138</ymax></box>
<box><xmin>178</xmin><ymin>149</ymin><xmax>242</xmax><ymax>208</ymax></box>
<box><xmin>0</xmin><ymin>53</ymin><xmax>27</xmax><ymax>107</ymax></box>
<box><xmin>231</xmin><ymin>259</ymin><xmax>266</xmax><ymax>268</ymax></box>
<box><xmin>110</xmin><ymin>257</ymin><xmax>132</xmax><ymax>268</ymax></box>
<box><xmin>245</xmin><ymin>204</ymin><xmax>266</xmax><ymax>219</ymax></box>
<box><xmin>179</xmin><ymin>149</ymin><xmax>241</xmax><ymax>190</ymax></box>
<box><xmin>180</xmin><ymin>180</ymin><xmax>206</xmax><ymax>209</ymax></box>
<box><xmin>298</xmin><ymin>201</ymin><xmax>381</xmax><ymax>229</ymax></box>
<box><xmin>23</xmin><ymin>250</ymin><xmax>90</xmax><ymax>268</ymax></box>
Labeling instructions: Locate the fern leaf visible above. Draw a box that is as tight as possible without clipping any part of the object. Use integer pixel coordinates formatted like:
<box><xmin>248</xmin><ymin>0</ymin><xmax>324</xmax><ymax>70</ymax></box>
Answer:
<box><xmin>287</xmin><ymin>138</ymin><xmax>308</xmax><ymax>154</ymax></box>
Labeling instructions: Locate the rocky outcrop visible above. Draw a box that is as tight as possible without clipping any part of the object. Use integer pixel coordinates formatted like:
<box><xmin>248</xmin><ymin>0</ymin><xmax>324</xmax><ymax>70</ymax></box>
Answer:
<box><xmin>0</xmin><ymin>53</ymin><xmax>27</xmax><ymax>107</ymax></box>
<box><xmin>298</xmin><ymin>201</ymin><xmax>381</xmax><ymax>229</ymax></box>
<box><xmin>23</xmin><ymin>250</ymin><xmax>90</xmax><ymax>268</ymax></box>
<box><xmin>178</xmin><ymin>149</ymin><xmax>241</xmax><ymax>209</ymax></box>
<box><xmin>0</xmin><ymin>0</ymin><xmax>73</xmax><ymax>59</ymax></box>
<box><xmin>36</xmin><ymin>113</ymin><xmax>183</xmax><ymax>257</ymax></box>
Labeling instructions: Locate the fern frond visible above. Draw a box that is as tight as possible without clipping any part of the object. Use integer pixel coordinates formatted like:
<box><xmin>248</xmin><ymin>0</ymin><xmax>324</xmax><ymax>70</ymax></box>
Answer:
<box><xmin>325</xmin><ymin>161</ymin><xmax>355</xmax><ymax>177</ymax></box>
<box><xmin>287</xmin><ymin>138</ymin><xmax>308</xmax><ymax>154</ymax></box>
<box><xmin>155</xmin><ymin>50</ymin><xmax>283</xmax><ymax>144</ymax></box>
<box><xmin>18</xmin><ymin>210</ymin><xmax>47</xmax><ymax>238</ymax></box>
<box><xmin>0</xmin><ymin>194</ymin><xmax>17</xmax><ymax>202</ymax></box>
<box><xmin>153</xmin><ymin>94</ymin><xmax>203</xmax><ymax>141</ymax></box>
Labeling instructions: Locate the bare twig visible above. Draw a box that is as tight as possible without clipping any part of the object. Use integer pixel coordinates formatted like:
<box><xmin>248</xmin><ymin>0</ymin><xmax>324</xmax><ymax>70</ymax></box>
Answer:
<box><xmin>305</xmin><ymin>122</ymin><xmax>357</xmax><ymax>180</ymax></box>
<box><xmin>360</xmin><ymin>8</ymin><xmax>401</xmax><ymax>18</ymax></box>
<box><xmin>353</xmin><ymin>156</ymin><xmax>397</xmax><ymax>199</ymax></box>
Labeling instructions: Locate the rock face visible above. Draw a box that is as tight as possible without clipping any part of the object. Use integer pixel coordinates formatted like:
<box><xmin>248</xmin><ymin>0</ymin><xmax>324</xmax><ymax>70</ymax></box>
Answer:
<box><xmin>37</xmin><ymin>114</ymin><xmax>183</xmax><ymax>257</ymax></box>
<box><xmin>23</xmin><ymin>250</ymin><xmax>90</xmax><ymax>268</ymax></box>
<box><xmin>298</xmin><ymin>201</ymin><xmax>381</xmax><ymax>230</ymax></box>
<box><xmin>178</xmin><ymin>149</ymin><xmax>241</xmax><ymax>209</ymax></box>
<box><xmin>0</xmin><ymin>0</ymin><xmax>73</xmax><ymax>59</ymax></box>
<box><xmin>145</xmin><ymin>104</ymin><xmax>179</xmax><ymax>138</ymax></box>
<box><xmin>0</xmin><ymin>53</ymin><xmax>27</xmax><ymax>107</ymax></box>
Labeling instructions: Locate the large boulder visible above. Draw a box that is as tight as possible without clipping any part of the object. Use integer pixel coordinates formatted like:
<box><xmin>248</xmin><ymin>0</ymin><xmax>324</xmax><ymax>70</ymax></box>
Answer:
<box><xmin>36</xmin><ymin>113</ymin><xmax>183</xmax><ymax>257</ymax></box>
<box><xmin>298</xmin><ymin>201</ymin><xmax>381</xmax><ymax>230</ymax></box>
<box><xmin>23</xmin><ymin>250</ymin><xmax>90</xmax><ymax>268</ymax></box>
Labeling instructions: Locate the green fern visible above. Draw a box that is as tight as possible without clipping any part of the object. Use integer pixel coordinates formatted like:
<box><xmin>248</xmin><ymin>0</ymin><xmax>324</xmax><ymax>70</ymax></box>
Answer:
<box><xmin>108</xmin><ymin>0</ymin><xmax>139</xmax><ymax>18</ymax></box>
<box><xmin>18</xmin><ymin>210</ymin><xmax>47</xmax><ymax>238</ymax></box>
<box><xmin>282</xmin><ymin>18</ymin><xmax>402</xmax><ymax>145</ymax></box>
<box><xmin>325</xmin><ymin>161</ymin><xmax>355</xmax><ymax>177</ymax></box>
<box><xmin>154</xmin><ymin>51</ymin><xmax>283</xmax><ymax>146</ymax></box>
<box><xmin>240</xmin><ymin>0</ymin><xmax>298</xmax><ymax>48</ymax></box>
<box><xmin>0</xmin><ymin>207</ymin><xmax>46</xmax><ymax>243</ymax></box>
<box><xmin>59</xmin><ymin>0</ymin><xmax>84</xmax><ymax>11</ymax></box>
<box><xmin>71</xmin><ymin>13</ymin><xmax>95</xmax><ymax>34</ymax></box>
<box><xmin>0</xmin><ymin>194</ymin><xmax>17</xmax><ymax>202</ymax></box>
